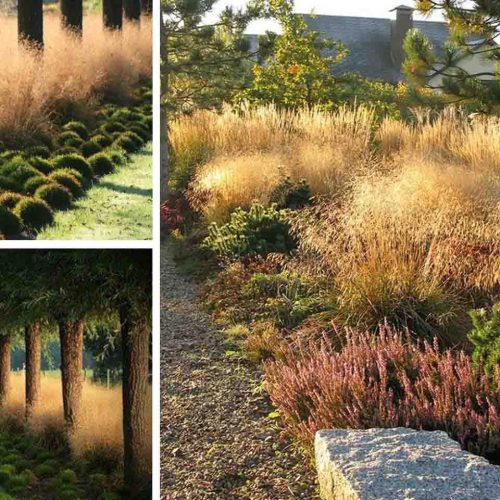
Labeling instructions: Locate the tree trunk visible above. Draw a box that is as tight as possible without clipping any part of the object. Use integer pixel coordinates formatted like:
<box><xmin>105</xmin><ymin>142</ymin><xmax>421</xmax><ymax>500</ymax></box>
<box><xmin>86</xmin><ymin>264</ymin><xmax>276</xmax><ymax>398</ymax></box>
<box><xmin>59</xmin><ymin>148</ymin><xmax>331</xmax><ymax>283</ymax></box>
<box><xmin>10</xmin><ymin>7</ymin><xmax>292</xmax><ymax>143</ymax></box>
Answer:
<box><xmin>0</xmin><ymin>334</ymin><xmax>11</xmax><ymax>407</ymax></box>
<box><xmin>124</xmin><ymin>0</ymin><xmax>141</xmax><ymax>21</ymax></box>
<box><xmin>160</xmin><ymin>13</ymin><xmax>169</xmax><ymax>204</ymax></box>
<box><xmin>18</xmin><ymin>0</ymin><xmax>44</xmax><ymax>48</ymax></box>
<box><xmin>61</xmin><ymin>0</ymin><xmax>83</xmax><ymax>35</ymax></box>
<box><xmin>121</xmin><ymin>305</ymin><xmax>150</xmax><ymax>495</ymax></box>
<box><xmin>59</xmin><ymin>320</ymin><xmax>84</xmax><ymax>435</ymax></box>
<box><xmin>103</xmin><ymin>0</ymin><xmax>123</xmax><ymax>30</ymax></box>
<box><xmin>141</xmin><ymin>0</ymin><xmax>152</xmax><ymax>14</ymax></box>
<box><xmin>25</xmin><ymin>323</ymin><xmax>42</xmax><ymax>421</ymax></box>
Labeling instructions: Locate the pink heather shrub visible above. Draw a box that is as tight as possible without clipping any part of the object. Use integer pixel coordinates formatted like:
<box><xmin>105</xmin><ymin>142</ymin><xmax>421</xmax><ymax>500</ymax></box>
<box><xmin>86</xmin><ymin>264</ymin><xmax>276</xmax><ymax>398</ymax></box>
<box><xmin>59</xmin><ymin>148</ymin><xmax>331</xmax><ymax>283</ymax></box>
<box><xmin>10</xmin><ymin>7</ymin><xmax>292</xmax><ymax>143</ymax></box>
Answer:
<box><xmin>264</xmin><ymin>323</ymin><xmax>500</xmax><ymax>460</ymax></box>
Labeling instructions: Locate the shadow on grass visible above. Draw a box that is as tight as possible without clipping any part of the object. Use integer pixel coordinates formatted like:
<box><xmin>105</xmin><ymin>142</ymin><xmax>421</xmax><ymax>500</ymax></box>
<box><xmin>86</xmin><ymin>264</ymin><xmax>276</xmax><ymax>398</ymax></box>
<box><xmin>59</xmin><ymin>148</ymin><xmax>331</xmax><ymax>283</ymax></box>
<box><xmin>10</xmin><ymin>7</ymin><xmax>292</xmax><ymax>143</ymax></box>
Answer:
<box><xmin>97</xmin><ymin>181</ymin><xmax>153</xmax><ymax>197</ymax></box>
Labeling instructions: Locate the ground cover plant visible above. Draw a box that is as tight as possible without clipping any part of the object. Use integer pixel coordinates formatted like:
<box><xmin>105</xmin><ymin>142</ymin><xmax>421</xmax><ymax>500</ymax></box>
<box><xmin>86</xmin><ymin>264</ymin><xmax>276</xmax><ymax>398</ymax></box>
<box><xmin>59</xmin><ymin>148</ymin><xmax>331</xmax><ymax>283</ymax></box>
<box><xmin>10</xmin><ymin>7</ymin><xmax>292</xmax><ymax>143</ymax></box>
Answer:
<box><xmin>0</xmin><ymin>12</ymin><xmax>152</xmax><ymax>239</ymax></box>
<box><xmin>164</xmin><ymin>103</ymin><xmax>500</xmax><ymax>463</ymax></box>
<box><xmin>0</xmin><ymin>374</ymin><xmax>152</xmax><ymax>499</ymax></box>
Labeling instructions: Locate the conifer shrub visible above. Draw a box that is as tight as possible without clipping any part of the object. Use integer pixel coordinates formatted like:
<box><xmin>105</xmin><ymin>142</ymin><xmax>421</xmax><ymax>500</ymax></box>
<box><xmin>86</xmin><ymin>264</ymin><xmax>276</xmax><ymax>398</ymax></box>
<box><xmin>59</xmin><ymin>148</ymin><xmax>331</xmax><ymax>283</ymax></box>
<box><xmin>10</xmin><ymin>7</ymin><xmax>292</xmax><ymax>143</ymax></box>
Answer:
<box><xmin>90</xmin><ymin>133</ymin><xmax>113</xmax><ymax>148</ymax></box>
<box><xmin>35</xmin><ymin>183</ymin><xmax>72</xmax><ymax>210</ymax></box>
<box><xmin>0</xmin><ymin>192</ymin><xmax>23</xmax><ymax>209</ymax></box>
<box><xmin>203</xmin><ymin>203</ymin><xmax>296</xmax><ymax>258</ymax></box>
<box><xmin>24</xmin><ymin>175</ymin><xmax>50</xmax><ymax>195</ymax></box>
<box><xmin>28</xmin><ymin>157</ymin><xmax>54</xmax><ymax>175</ymax></box>
<box><xmin>57</xmin><ymin>131</ymin><xmax>83</xmax><ymax>148</ymax></box>
<box><xmin>264</xmin><ymin>324</ymin><xmax>500</xmax><ymax>459</ymax></box>
<box><xmin>0</xmin><ymin>205</ymin><xmax>21</xmax><ymax>236</ymax></box>
<box><xmin>14</xmin><ymin>198</ymin><xmax>53</xmax><ymax>230</ymax></box>
<box><xmin>0</xmin><ymin>151</ymin><xmax>21</xmax><ymax>161</ymax></box>
<box><xmin>80</xmin><ymin>141</ymin><xmax>102</xmax><ymax>158</ymax></box>
<box><xmin>52</xmin><ymin>154</ymin><xmax>93</xmax><ymax>180</ymax></box>
<box><xmin>88</xmin><ymin>153</ymin><xmax>115</xmax><ymax>176</ymax></box>
<box><xmin>468</xmin><ymin>304</ymin><xmax>500</xmax><ymax>382</ymax></box>
<box><xmin>49</xmin><ymin>171</ymin><xmax>84</xmax><ymax>198</ymax></box>
<box><xmin>62</xmin><ymin>121</ymin><xmax>89</xmax><ymax>140</ymax></box>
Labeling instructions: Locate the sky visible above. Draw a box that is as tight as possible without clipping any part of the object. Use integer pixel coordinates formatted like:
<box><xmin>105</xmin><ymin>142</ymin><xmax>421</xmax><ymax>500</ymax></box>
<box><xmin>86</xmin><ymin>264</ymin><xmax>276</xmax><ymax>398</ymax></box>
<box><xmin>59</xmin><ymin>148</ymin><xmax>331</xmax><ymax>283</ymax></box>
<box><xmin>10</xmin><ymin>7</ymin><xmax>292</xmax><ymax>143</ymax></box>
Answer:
<box><xmin>206</xmin><ymin>0</ymin><xmax>447</xmax><ymax>33</ymax></box>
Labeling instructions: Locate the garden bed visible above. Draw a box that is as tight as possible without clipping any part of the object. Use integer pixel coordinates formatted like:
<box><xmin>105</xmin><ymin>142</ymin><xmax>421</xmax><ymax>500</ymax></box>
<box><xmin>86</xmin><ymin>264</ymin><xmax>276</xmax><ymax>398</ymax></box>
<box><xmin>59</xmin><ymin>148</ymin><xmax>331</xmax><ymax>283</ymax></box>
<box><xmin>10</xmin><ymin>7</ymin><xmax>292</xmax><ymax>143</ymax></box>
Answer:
<box><xmin>0</xmin><ymin>86</ymin><xmax>152</xmax><ymax>240</ymax></box>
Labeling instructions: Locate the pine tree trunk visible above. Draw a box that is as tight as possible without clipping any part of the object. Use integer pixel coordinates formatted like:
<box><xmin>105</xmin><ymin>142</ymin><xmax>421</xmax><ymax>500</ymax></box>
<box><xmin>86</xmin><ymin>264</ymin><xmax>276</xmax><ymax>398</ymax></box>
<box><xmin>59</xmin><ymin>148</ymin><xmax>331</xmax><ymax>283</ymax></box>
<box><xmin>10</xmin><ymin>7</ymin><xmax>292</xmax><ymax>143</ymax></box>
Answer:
<box><xmin>124</xmin><ymin>0</ymin><xmax>141</xmax><ymax>21</ymax></box>
<box><xmin>18</xmin><ymin>0</ymin><xmax>44</xmax><ymax>48</ymax></box>
<box><xmin>25</xmin><ymin>323</ymin><xmax>42</xmax><ymax>421</ymax></box>
<box><xmin>160</xmin><ymin>13</ymin><xmax>169</xmax><ymax>204</ymax></box>
<box><xmin>103</xmin><ymin>0</ymin><xmax>123</xmax><ymax>30</ymax></box>
<box><xmin>141</xmin><ymin>0</ymin><xmax>152</xmax><ymax>14</ymax></box>
<box><xmin>61</xmin><ymin>0</ymin><xmax>83</xmax><ymax>35</ymax></box>
<box><xmin>59</xmin><ymin>320</ymin><xmax>84</xmax><ymax>435</ymax></box>
<box><xmin>0</xmin><ymin>334</ymin><xmax>11</xmax><ymax>407</ymax></box>
<box><xmin>121</xmin><ymin>305</ymin><xmax>150</xmax><ymax>494</ymax></box>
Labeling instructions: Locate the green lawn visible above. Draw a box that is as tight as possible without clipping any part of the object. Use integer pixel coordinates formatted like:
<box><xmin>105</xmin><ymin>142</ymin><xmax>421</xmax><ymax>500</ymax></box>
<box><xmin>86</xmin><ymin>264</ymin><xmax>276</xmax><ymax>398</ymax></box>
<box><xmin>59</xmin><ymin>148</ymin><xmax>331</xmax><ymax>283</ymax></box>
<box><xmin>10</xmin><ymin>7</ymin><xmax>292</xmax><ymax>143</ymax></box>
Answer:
<box><xmin>38</xmin><ymin>144</ymin><xmax>152</xmax><ymax>240</ymax></box>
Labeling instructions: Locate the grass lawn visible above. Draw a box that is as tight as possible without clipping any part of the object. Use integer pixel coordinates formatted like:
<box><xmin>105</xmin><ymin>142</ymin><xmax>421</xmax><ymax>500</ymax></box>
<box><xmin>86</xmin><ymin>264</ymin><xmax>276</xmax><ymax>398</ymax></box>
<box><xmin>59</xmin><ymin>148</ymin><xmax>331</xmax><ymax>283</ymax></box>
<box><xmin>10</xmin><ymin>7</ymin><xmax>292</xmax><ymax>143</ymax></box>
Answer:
<box><xmin>38</xmin><ymin>144</ymin><xmax>152</xmax><ymax>240</ymax></box>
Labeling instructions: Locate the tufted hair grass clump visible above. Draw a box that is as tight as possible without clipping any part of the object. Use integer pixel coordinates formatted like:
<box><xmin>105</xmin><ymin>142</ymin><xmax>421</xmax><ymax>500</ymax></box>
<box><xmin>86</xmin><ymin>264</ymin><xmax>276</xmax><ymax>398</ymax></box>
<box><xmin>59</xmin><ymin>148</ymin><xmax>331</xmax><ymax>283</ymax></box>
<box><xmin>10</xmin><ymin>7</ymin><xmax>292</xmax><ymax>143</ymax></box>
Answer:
<box><xmin>87</xmin><ymin>153</ymin><xmax>115</xmax><ymax>176</ymax></box>
<box><xmin>52</xmin><ymin>154</ymin><xmax>93</xmax><ymax>180</ymax></box>
<box><xmin>0</xmin><ymin>205</ymin><xmax>21</xmax><ymax>236</ymax></box>
<box><xmin>14</xmin><ymin>198</ymin><xmax>53</xmax><ymax>230</ymax></box>
<box><xmin>49</xmin><ymin>170</ymin><xmax>84</xmax><ymax>198</ymax></box>
<box><xmin>80</xmin><ymin>140</ymin><xmax>102</xmax><ymax>158</ymax></box>
<box><xmin>62</xmin><ymin>121</ymin><xmax>89</xmax><ymax>140</ymax></box>
<box><xmin>35</xmin><ymin>183</ymin><xmax>72</xmax><ymax>210</ymax></box>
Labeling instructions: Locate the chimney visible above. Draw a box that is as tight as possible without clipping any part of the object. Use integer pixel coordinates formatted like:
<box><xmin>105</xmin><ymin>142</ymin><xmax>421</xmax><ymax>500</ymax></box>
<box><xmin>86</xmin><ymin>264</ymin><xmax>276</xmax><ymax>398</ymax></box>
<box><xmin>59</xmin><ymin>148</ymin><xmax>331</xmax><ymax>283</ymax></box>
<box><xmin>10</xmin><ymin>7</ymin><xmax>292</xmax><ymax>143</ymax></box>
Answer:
<box><xmin>390</xmin><ymin>5</ymin><xmax>415</xmax><ymax>69</ymax></box>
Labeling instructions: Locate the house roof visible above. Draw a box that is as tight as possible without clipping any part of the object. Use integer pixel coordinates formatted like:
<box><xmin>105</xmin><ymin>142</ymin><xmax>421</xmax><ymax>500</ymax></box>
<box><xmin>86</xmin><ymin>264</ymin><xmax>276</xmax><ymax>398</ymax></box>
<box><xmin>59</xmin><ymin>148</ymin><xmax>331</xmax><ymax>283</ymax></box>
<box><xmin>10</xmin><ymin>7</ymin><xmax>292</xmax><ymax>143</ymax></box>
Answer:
<box><xmin>302</xmin><ymin>14</ymin><xmax>449</xmax><ymax>83</ymax></box>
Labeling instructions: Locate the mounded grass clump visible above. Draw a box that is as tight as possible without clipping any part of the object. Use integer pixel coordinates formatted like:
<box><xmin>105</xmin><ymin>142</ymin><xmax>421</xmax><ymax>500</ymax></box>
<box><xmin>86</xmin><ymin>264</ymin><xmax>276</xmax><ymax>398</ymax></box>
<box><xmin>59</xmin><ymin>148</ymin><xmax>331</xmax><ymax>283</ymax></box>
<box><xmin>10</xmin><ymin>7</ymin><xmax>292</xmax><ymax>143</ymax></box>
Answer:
<box><xmin>49</xmin><ymin>170</ymin><xmax>84</xmax><ymax>198</ymax></box>
<box><xmin>90</xmin><ymin>133</ymin><xmax>113</xmax><ymax>148</ymax></box>
<box><xmin>56</xmin><ymin>146</ymin><xmax>81</xmax><ymax>156</ymax></box>
<box><xmin>0</xmin><ymin>192</ymin><xmax>23</xmax><ymax>209</ymax></box>
<box><xmin>29</xmin><ymin>157</ymin><xmax>54</xmax><ymax>175</ymax></box>
<box><xmin>57</xmin><ymin>131</ymin><xmax>83</xmax><ymax>149</ymax></box>
<box><xmin>129</xmin><ymin>124</ymin><xmax>150</xmax><ymax>142</ymax></box>
<box><xmin>80</xmin><ymin>140</ymin><xmax>102</xmax><ymax>158</ymax></box>
<box><xmin>107</xmin><ymin>150</ymin><xmax>126</xmax><ymax>166</ymax></box>
<box><xmin>62</xmin><ymin>121</ymin><xmax>89</xmax><ymax>140</ymax></box>
<box><xmin>113</xmin><ymin>131</ymin><xmax>143</xmax><ymax>154</ymax></box>
<box><xmin>24</xmin><ymin>175</ymin><xmax>50</xmax><ymax>195</ymax></box>
<box><xmin>88</xmin><ymin>153</ymin><xmax>114</xmax><ymax>176</ymax></box>
<box><xmin>14</xmin><ymin>198</ymin><xmax>54</xmax><ymax>230</ymax></box>
<box><xmin>0</xmin><ymin>205</ymin><xmax>21</xmax><ymax>236</ymax></box>
<box><xmin>25</xmin><ymin>145</ymin><xmax>51</xmax><ymax>159</ymax></box>
<box><xmin>35</xmin><ymin>183</ymin><xmax>73</xmax><ymax>210</ymax></box>
<box><xmin>0</xmin><ymin>159</ymin><xmax>42</xmax><ymax>187</ymax></box>
<box><xmin>52</xmin><ymin>154</ymin><xmax>93</xmax><ymax>180</ymax></box>
<box><xmin>100</xmin><ymin>121</ymin><xmax>126</xmax><ymax>134</ymax></box>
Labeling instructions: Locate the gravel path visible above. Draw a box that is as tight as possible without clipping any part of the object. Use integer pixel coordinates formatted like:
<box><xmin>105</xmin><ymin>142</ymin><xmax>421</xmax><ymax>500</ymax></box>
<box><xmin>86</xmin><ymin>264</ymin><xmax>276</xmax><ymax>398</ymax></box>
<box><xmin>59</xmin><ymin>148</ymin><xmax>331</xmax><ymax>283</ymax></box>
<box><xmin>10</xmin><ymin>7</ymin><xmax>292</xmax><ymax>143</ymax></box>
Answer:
<box><xmin>160</xmin><ymin>241</ymin><xmax>318</xmax><ymax>499</ymax></box>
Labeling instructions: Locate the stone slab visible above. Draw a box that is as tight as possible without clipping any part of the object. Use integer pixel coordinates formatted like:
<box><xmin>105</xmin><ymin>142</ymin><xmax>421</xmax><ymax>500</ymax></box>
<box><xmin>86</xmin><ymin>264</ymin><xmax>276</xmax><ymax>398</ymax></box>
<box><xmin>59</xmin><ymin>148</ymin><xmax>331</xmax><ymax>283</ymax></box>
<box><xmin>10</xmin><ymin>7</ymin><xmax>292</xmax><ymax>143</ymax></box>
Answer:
<box><xmin>315</xmin><ymin>427</ymin><xmax>500</xmax><ymax>500</ymax></box>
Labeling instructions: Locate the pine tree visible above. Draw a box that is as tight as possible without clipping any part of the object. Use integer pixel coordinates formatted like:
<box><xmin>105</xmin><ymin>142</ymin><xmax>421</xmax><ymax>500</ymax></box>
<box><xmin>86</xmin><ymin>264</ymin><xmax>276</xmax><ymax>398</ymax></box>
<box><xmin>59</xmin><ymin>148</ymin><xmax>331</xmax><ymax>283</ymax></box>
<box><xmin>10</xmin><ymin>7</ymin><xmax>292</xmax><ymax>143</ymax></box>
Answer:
<box><xmin>18</xmin><ymin>0</ymin><xmax>43</xmax><ymax>47</ymax></box>
<box><xmin>404</xmin><ymin>0</ymin><xmax>500</xmax><ymax>107</ymax></box>
<box><xmin>160</xmin><ymin>0</ymin><xmax>260</xmax><ymax>201</ymax></box>
<box><xmin>124</xmin><ymin>0</ymin><xmax>142</xmax><ymax>21</ymax></box>
<box><xmin>103</xmin><ymin>0</ymin><xmax>123</xmax><ymax>30</ymax></box>
<box><xmin>61</xmin><ymin>0</ymin><xmax>83</xmax><ymax>35</ymax></box>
